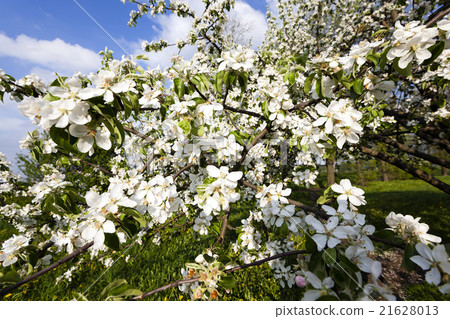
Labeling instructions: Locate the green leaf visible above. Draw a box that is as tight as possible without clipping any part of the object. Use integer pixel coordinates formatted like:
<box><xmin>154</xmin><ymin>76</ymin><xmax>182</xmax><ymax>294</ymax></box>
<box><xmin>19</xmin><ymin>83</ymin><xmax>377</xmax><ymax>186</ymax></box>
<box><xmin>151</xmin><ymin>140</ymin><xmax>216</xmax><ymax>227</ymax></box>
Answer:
<box><xmin>120</xmin><ymin>218</ymin><xmax>139</xmax><ymax>238</ymax></box>
<box><xmin>203</xmin><ymin>254</ymin><xmax>215</xmax><ymax>263</ymax></box>
<box><xmin>220</xmin><ymin>274</ymin><xmax>236</xmax><ymax>289</ymax></box>
<box><xmin>261</xmin><ymin>101</ymin><xmax>269</xmax><ymax>118</ymax></box>
<box><xmin>304</xmin><ymin>73</ymin><xmax>315</xmax><ymax>95</ymax></box>
<box><xmin>224</xmin><ymin>71</ymin><xmax>237</xmax><ymax>87</ymax></box>
<box><xmin>322</xmin><ymin>248</ymin><xmax>337</xmax><ymax>266</ymax></box>
<box><xmin>393</xmin><ymin>57</ymin><xmax>412</xmax><ymax>76</ymax></box>
<box><xmin>0</xmin><ymin>271</ymin><xmax>21</xmax><ymax>284</ymax></box>
<box><xmin>122</xmin><ymin>208</ymin><xmax>146</xmax><ymax>228</ymax></box>
<box><xmin>316</xmin><ymin>195</ymin><xmax>328</xmax><ymax>205</ymax></box>
<box><xmin>373</xmin><ymin>229</ymin><xmax>403</xmax><ymax>245</ymax></box>
<box><xmin>379</xmin><ymin>46</ymin><xmax>391</xmax><ymax>70</ymax></box>
<box><xmin>402</xmin><ymin>243</ymin><xmax>417</xmax><ymax>271</ymax></box>
<box><xmin>366</xmin><ymin>54</ymin><xmax>378</xmax><ymax>67</ymax></box>
<box><xmin>305</xmin><ymin>233</ymin><xmax>317</xmax><ymax>253</ymax></box>
<box><xmin>308</xmin><ymin>251</ymin><xmax>323</xmax><ymax>272</ymax></box>
<box><xmin>191</xmin><ymin>124</ymin><xmax>205</xmax><ymax>137</ymax></box>
<box><xmin>174</xmin><ymin>78</ymin><xmax>185</xmax><ymax>98</ymax></box>
<box><xmin>353</xmin><ymin>79</ymin><xmax>363</xmax><ymax>95</ymax></box>
<box><xmin>341</xmin><ymin>78</ymin><xmax>352</xmax><ymax>90</ymax></box>
<box><xmin>178</xmin><ymin>119</ymin><xmax>191</xmax><ymax>135</ymax></box>
<box><xmin>49</xmin><ymin>126</ymin><xmax>79</xmax><ymax>154</ymax></box>
<box><xmin>316</xmin><ymin>76</ymin><xmax>325</xmax><ymax>98</ymax></box>
<box><xmin>100</xmin><ymin>279</ymin><xmax>128</xmax><ymax>299</ymax></box>
<box><xmin>286</xmin><ymin>72</ymin><xmax>296</xmax><ymax>86</ymax></box>
<box><xmin>422</xmin><ymin>41</ymin><xmax>445</xmax><ymax>66</ymax></box>
<box><xmin>108</xmin><ymin>285</ymin><xmax>142</xmax><ymax>297</ymax></box>
<box><xmin>238</xmin><ymin>72</ymin><xmax>248</xmax><ymax>92</ymax></box>
<box><xmin>231</xmin><ymin>130</ymin><xmax>250</xmax><ymax>146</ymax></box>
<box><xmin>214</xmin><ymin>70</ymin><xmax>225</xmax><ymax>94</ymax></box>
<box><xmin>127</xmin><ymin>92</ymin><xmax>140</xmax><ymax>113</ymax></box>
<box><xmin>104</xmin><ymin>232</ymin><xmax>121</xmax><ymax>251</ymax></box>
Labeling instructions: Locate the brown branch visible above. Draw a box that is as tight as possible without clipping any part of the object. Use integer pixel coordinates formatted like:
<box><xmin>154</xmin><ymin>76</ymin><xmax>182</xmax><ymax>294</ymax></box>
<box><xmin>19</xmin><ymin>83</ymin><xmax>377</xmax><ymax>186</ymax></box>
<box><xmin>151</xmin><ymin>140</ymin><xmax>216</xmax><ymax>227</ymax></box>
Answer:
<box><xmin>240</xmin><ymin>180</ymin><xmax>329</xmax><ymax>219</ymax></box>
<box><xmin>132</xmin><ymin>277</ymin><xmax>199</xmax><ymax>300</ymax></box>
<box><xmin>223</xmin><ymin>105</ymin><xmax>262</xmax><ymax>118</ymax></box>
<box><xmin>72</xmin><ymin>157</ymin><xmax>114</xmax><ymax>176</ymax></box>
<box><xmin>291</xmin><ymin>99</ymin><xmax>318</xmax><ymax>111</ymax></box>
<box><xmin>224</xmin><ymin>250</ymin><xmax>307</xmax><ymax>273</ymax></box>
<box><xmin>425</xmin><ymin>3</ymin><xmax>450</xmax><ymax>27</ymax></box>
<box><xmin>416</xmin><ymin>130</ymin><xmax>450</xmax><ymax>154</ymax></box>
<box><xmin>233</xmin><ymin>127</ymin><xmax>270</xmax><ymax>172</ymax></box>
<box><xmin>123</xmin><ymin>125</ymin><xmax>153</xmax><ymax>143</ymax></box>
<box><xmin>366</xmin><ymin>134</ymin><xmax>450</xmax><ymax>169</ymax></box>
<box><xmin>358</xmin><ymin>145</ymin><xmax>450</xmax><ymax>194</ymax></box>
<box><xmin>173</xmin><ymin>163</ymin><xmax>195</xmax><ymax>180</ymax></box>
<box><xmin>132</xmin><ymin>249</ymin><xmax>307</xmax><ymax>300</ymax></box>
<box><xmin>0</xmin><ymin>241</ymin><xmax>94</xmax><ymax>297</ymax></box>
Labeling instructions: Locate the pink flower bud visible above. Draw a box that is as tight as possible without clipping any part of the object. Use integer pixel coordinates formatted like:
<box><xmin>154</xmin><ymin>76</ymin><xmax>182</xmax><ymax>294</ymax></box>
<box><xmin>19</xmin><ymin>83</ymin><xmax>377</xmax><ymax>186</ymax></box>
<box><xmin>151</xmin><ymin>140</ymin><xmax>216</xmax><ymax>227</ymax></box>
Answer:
<box><xmin>295</xmin><ymin>275</ymin><xmax>306</xmax><ymax>288</ymax></box>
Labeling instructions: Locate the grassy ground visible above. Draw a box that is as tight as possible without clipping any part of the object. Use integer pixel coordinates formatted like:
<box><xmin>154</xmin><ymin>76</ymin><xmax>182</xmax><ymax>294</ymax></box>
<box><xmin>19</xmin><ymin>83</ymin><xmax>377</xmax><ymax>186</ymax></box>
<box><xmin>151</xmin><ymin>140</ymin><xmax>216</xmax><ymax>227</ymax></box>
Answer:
<box><xmin>359</xmin><ymin>176</ymin><xmax>450</xmax><ymax>243</ymax></box>
<box><xmin>1</xmin><ymin>177</ymin><xmax>449</xmax><ymax>300</ymax></box>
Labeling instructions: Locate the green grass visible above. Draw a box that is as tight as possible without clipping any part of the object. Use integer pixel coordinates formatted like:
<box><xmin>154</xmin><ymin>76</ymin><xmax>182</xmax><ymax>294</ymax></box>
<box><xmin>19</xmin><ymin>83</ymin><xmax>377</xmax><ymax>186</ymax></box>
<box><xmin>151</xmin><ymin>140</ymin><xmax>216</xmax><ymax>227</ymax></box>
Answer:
<box><xmin>1</xmin><ymin>177</ymin><xmax>449</xmax><ymax>301</ymax></box>
<box><xmin>359</xmin><ymin>176</ymin><xmax>450</xmax><ymax>243</ymax></box>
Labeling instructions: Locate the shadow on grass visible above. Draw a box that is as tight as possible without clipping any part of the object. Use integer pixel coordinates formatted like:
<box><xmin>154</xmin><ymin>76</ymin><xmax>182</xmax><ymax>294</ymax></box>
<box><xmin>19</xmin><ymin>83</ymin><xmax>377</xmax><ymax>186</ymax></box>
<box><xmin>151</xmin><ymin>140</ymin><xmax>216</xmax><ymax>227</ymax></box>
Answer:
<box><xmin>360</xmin><ymin>189</ymin><xmax>450</xmax><ymax>243</ymax></box>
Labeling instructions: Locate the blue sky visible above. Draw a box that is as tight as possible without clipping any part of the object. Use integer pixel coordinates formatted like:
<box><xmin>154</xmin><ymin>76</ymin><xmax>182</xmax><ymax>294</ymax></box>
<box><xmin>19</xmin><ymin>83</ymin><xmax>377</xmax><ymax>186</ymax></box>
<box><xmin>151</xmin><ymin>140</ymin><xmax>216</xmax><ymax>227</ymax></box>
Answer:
<box><xmin>0</xmin><ymin>0</ymin><xmax>274</xmax><ymax>172</ymax></box>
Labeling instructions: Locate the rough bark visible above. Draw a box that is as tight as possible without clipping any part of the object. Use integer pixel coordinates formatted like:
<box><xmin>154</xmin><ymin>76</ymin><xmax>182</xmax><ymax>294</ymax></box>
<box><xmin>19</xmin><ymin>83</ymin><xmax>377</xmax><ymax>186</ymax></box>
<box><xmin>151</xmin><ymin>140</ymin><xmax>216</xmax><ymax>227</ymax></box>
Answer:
<box><xmin>326</xmin><ymin>157</ymin><xmax>335</xmax><ymax>187</ymax></box>
<box><xmin>359</xmin><ymin>145</ymin><xmax>450</xmax><ymax>194</ymax></box>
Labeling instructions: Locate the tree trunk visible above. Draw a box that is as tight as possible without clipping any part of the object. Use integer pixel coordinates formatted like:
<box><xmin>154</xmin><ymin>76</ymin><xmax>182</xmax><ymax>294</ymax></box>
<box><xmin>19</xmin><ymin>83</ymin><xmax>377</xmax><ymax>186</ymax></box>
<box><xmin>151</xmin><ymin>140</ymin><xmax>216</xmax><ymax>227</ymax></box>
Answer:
<box><xmin>357</xmin><ymin>159</ymin><xmax>365</xmax><ymax>186</ymax></box>
<box><xmin>442</xmin><ymin>166</ymin><xmax>448</xmax><ymax>176</ymax></box>
<box><xmin>326</xmin><ymin>157</ymin><xmax>335</xmax><ymax>187</ymax></box>
<box><xmin>380</xmin><ymin>160</ymin><xmax>389</xmax><ymax>182</ymax></box>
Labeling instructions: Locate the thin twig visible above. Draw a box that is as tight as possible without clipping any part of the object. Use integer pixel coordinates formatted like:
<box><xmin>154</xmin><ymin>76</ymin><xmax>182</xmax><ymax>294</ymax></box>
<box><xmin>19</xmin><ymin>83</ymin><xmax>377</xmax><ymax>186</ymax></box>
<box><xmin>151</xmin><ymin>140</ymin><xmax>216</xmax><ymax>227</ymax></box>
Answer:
<box><xmin>0</xmin><ymin>242</ymin><xmax>94</xmax><ymax>297</ymax></box>
<box><xmin>173</xmin><ymin>163</ymin><xmax>195</xmax><ymax>180</ymax></box>
<box><xmin>72</xmin><ymin>157</ymin><xmax>114</xmax><ymax>176</ymax></box>
<box><xmin>425</xmin><ymin>3</ymin><xmax>450</xmax><ymax>27</ymax></box>
<box><xmin>132</xmin><ymin>249</ymin><xmax>307</xmax><ymax>300</ymax></box>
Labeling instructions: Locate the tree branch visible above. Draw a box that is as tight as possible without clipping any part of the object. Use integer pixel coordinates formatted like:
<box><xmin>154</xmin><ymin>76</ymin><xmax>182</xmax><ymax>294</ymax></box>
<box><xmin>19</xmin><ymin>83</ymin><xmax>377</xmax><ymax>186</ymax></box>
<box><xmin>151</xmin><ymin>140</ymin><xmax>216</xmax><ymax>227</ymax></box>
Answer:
<box><xmin>72</xmin><ymin>157</ymin><xmax>114</xmax><ymax>176</ymax></box>
<box><xmin>366</xmin><ymin>133</ymin><xmax>450</xmax><ymax>169</ymax></box>
<box><xmin>425</xmin><ymin>3</ymin><xmax>450</xmax><ymax>27</ymax></box>
<box><xmin>358</xmin><ymin>145</ymin><xmax>450</xmax><ymax>194</ymax></box>
<box><xmin>123</xmin><ymin>125</ymin><xmax>153</xmax><ymax>143</ymax></box>
<box><xmin>132</xmin><ymin>249</ymin><xmax>307</xmax><ymax>300</ymax></box>
<box><xmin>0</xmin><ymin>241</ymin><xmax>94</xmax><ymax>297</ymax></box>
<box><xmin>173</xmin><ymin>162</ymin><xmax>195</xmax><ymax>180</ymax></box>
<box><xmin>223</xmin><ymin>105</ymin><xmax>262</xmax><ymax>118</ymax></box>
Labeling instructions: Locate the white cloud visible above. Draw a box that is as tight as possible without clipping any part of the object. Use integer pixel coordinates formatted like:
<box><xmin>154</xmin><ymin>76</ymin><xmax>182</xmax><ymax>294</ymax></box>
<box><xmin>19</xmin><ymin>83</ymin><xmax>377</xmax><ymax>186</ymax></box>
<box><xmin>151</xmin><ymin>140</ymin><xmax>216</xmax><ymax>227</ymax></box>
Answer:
<box><xmin>132</xmin><ymin>0</ymin><xmax>267</xmax><ymax>69</ymax></box>
<box><xmin>231</xmin><ymin>1</ymin><xmax>267</xmax><ymax>48</ymax></box>
<box><xmin>265</xmin><ymin>0</ymin><xmax>279</xmax><ymax>16</ymax></box>
<box><xmin>0</xmin><ymin>97</ymin><xmax>36</xmax><ymax>171</ymax></box>
<box><xmin>0</xmin><ymin>33</ymin><xmax>101</xmax><ymax>75</ymax></box>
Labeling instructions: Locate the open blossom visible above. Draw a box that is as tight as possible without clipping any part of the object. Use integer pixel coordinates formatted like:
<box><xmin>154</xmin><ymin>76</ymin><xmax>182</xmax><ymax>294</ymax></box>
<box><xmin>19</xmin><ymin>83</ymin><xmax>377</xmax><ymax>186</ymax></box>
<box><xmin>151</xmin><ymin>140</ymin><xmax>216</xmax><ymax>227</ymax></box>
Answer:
<box><xmin>78</xmin><ymin>70</ymin><xmax>136</xmax><ymax>103</ymax></box>
<box><xmin>47</xmin><ymin>76</ymin><xmax>91</xmax><ymax>128</ymax></box>
<box><xmin>217</xmin><ymin>45</ymin><xmax>255</xmax><ymax>71</ymax></box>
<box><xmin>69</xmin><ymin>124</ymin><xmax>112</xmax><ymax>154</ymax></box>
<box><xmin>198</xmin><ymin>166</ymin><xmax>243</xmax><ymax>215</ymax></box>
<box><xmin>302</xmin><ymin>271</ymin><xmax>336</xmax><ymax>301</ymax></box>
<box><xmin>80</xmin><ymin>214</ymin><xmax>116</xmax><ymax>250</ymax></box>
<box><xmin>387</xmin><ymin>21</ymin><xmax>439</xmax><ymax>68</ymax></box>
<box><xmin>331</xmin><ymin>179</ymin><xmax>366</xmax><ymax>206</ymax></box>
<box><xmin>339</xmin><ymin>40</ymin><xmax>383</xmax><ymax>71</ymax></box>
<box><xmin>139</xmin><ymin>84</ymin><xmax>161</xmax><ymax>108</ymax></box>
<box><xmin>437</xmin><ymin>19</ymin><xmax>450</xmax><ymax>39</ymax></box>
<box><xmin>0</xmin><ymin>234</ymin><xmax>30</xmax><ymax>267</ymax></box>
<box><xmin>410</xmin><ymin>243</ymin><xmax>450</xmax><ymax>285</ymax></box>
<box><xmin>305</xmin><ymin>215</ymin><xmax>355</xmax><ymax>251</ymax></box>
<box><xmin>385</xmin><ymin>212</ymin><xmax>441</xmax><ymax>244</ymax></box>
